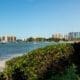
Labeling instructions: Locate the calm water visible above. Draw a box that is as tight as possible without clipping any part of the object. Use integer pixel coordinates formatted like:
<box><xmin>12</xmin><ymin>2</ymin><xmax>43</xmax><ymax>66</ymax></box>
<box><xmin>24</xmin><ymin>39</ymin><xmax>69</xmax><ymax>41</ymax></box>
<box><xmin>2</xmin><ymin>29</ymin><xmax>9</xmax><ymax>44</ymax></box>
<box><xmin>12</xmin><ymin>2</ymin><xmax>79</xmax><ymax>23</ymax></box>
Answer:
<box><xmin>0</xmin><ymin>42</ymin><xmax>55</xmax><ymax>60</ymax></box>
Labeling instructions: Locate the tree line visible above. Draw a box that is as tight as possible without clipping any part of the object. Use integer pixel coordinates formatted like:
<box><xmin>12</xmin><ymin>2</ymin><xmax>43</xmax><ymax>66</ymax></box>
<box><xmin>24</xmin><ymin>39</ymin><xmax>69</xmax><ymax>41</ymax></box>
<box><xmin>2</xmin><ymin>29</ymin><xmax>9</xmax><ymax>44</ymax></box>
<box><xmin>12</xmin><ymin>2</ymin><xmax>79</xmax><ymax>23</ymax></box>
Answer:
<box><xmin>25</xmin><ymin>37</ymin><xmax>67</xmax><ymax>42</ymax></box>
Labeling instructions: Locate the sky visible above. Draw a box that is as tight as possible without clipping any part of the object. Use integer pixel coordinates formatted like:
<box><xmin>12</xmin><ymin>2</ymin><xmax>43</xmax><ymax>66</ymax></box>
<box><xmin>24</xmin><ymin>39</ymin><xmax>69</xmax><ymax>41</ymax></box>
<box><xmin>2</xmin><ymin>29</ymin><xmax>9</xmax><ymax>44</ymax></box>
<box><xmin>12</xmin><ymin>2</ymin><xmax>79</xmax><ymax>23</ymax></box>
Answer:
<box><xmin>0</xmin><ymin>0</ymin><xmax>80</xmax><ymax>39</ymax></box>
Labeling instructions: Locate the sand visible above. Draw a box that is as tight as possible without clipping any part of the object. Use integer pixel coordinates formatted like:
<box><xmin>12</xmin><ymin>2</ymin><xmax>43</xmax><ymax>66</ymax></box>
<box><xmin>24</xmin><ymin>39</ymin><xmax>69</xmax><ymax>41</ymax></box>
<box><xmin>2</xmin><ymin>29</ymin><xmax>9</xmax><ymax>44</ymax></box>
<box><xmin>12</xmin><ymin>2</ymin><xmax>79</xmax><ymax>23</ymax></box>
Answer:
<box><xmin>0</xmin><ymin>54</ymin><xmax>24</xmax><ymax>72</ymax></box>
<box><xmin>0</xmin><ymin>60</ymin><xmax>6</xmax><ymax>72</ymax></box>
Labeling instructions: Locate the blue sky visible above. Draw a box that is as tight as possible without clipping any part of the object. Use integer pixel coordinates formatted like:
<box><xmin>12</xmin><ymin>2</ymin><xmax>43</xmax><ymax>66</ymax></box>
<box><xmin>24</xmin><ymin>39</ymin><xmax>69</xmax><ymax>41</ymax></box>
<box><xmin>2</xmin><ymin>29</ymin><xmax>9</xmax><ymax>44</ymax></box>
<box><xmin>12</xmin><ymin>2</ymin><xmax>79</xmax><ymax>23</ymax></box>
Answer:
<box><xmin>0</xmin><ymin>0</ymin><xmax>80</xmax><ymax>38</ymax></box>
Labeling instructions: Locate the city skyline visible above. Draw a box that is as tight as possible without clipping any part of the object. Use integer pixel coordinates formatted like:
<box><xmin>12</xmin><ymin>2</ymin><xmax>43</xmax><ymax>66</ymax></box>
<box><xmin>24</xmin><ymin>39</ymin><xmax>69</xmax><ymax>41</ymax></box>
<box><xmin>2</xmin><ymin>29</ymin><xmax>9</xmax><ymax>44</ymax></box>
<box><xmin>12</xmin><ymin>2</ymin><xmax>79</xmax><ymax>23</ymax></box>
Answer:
<box><xmin>0</xmin><ymin>31</ymin><xmax>80</xmax><ymax>39</ymax></box>
<box><xmin>0</xmin><ymin>0</ymin><xmax>80</xmax><ymax>38</ymax></box>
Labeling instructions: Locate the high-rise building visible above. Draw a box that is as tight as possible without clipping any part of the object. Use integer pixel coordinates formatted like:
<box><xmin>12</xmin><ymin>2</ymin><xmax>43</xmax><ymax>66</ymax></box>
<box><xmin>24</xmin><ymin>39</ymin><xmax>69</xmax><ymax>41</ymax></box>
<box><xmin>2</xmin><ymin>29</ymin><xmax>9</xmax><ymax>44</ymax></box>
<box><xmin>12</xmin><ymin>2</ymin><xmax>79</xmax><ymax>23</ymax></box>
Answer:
<box><xmin>0</xmin><ymin>36</ymin><xmax>16</xmax><ymax>43</ymax></box>
<box><xmin>52</xmin><ymin>33</ymin><xmax>63</xmax><ymax>39</ymax></box>
<box><xmin>68</xmin><ymin>32</ymin><xmax>80</xmax><ymax>40</ymax></box>
<box><xmin>63</xmin><ymin>35</ymin><xmax>69</xmax><ymax>40</ymax></box>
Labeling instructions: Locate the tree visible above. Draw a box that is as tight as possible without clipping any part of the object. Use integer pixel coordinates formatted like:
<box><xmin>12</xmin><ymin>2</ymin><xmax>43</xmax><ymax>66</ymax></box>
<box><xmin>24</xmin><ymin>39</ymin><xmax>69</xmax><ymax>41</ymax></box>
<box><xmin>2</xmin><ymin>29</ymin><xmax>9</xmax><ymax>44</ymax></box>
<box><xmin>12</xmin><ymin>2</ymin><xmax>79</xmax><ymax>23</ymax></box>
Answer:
<box><xmin>27</xmin><ymin>37</ymin><xmax>34</xmax><ymax>42</ymax></box>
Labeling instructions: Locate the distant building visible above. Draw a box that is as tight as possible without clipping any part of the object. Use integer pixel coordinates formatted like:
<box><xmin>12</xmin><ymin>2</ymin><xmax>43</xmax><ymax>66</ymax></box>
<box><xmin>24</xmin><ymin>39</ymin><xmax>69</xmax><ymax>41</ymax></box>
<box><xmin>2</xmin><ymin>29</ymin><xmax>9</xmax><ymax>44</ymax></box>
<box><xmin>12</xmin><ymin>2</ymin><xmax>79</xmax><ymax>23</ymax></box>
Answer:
<box><xmin>63</xmin><ymin>35</ymin><xmax>69</xmax><ymax>40</ymax></box>
<box><xmin>68</xmin><ymin>32</ymin><xmax>80</xmax><ymax>40</ymax></box>
<box><xmin>0</xmin><ymin>36</ymin><xmax>16</xmax><ymax>43</ymax></box>
<box><xmin>52</xmin><ymin>33</ymin><xmax>63</xmax><ymax>39</ymax></box>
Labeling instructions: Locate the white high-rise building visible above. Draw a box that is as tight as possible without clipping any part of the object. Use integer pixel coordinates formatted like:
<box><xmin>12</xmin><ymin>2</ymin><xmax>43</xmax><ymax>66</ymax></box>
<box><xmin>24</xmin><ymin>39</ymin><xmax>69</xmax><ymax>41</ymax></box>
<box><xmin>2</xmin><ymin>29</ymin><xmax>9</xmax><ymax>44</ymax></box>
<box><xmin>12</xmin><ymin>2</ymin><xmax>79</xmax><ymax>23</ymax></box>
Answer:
<box><xmin>0</xmin><ymin>36</ymin><xmax>16</xmax><ymax>43</ymax></box>
<box><xmin>52</xmin><ymin>33</ymin><xmax>63</xmax><ymax>39</ymax></box>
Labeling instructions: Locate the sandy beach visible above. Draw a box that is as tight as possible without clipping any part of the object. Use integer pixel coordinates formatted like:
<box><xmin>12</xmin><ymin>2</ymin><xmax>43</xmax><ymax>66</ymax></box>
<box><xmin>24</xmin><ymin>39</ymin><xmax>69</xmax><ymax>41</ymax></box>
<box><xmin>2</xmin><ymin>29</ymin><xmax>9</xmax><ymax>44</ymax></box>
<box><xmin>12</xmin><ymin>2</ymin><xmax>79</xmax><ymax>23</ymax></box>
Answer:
<box><xmin>0</xmin><ymin>54</ymin><xmax>24</xmax><ymax>72</ymax></box>
<box><xmin>0</xmin><ymin>60</ymin><xmax>6</xmax><ymax>72</ymax></box>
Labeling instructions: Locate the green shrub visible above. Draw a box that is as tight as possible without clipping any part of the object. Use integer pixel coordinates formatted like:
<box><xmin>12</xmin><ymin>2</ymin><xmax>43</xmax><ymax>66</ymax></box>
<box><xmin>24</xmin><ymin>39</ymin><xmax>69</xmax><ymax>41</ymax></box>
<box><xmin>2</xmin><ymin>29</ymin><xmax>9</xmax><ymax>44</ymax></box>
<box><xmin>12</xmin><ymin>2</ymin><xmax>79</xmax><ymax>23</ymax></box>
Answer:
<box><xmin>0</xmin><ymin>72</ymin><xmax>6</xmax><ymax>80</ymax></box>
<box><xmin>4</xmin><ymin>43</ymin><xmax>74</xmax><ymax>80</ymax></box>
<box><xmin>49</xmin><ymin>64</ymin><xmax>78</xmax><ymax>80</ymax></box>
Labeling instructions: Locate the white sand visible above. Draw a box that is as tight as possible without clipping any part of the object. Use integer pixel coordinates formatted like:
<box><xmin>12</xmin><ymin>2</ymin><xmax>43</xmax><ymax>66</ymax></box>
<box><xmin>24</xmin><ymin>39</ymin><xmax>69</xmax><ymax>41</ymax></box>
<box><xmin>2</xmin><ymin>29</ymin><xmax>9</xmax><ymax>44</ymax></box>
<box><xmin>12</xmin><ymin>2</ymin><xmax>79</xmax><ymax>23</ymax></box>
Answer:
<box><xmin>0</xmin><ymin>54</ymin><xmax>23</xmax><ymax>72</ymax></box>
<box><xmin>0</xmin><ymin>60</ymin><xmax>5</xmax><ymax>68</ymax></box>
<box><xmin>0</xmin><ymin>60</ymin><xmax>6</xmax><ymax>72</ymax></box>
<box><xmin>0</xmin><ymin>53</ymin><xmax>24</xmax><ymax>72</ymax></box>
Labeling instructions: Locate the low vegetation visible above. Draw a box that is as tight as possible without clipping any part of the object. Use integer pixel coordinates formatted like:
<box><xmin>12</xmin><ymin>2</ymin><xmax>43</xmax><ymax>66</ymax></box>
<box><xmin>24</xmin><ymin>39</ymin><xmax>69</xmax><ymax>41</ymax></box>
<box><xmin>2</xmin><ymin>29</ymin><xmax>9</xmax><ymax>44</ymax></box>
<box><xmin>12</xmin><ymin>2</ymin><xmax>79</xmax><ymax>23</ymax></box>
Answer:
<box><xmin>1</xmin><ymin>43</ymin><xmax>80</xmax><ymax>80</ymax></box>
<box><xmin>26</xmin><ymin>37</ymin><xmax>67</xmax><ymax>42</ymax></box>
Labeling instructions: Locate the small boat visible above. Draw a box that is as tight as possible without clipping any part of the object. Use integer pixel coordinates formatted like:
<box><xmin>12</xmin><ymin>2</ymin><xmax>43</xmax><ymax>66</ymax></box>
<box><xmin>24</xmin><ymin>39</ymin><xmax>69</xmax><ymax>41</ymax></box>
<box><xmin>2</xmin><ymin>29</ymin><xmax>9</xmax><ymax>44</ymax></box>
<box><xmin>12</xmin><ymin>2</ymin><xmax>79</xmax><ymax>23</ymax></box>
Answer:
<box><xmin>0</xmin><ymin>41</ymin><xmax>7</xmax><ymax>44</ymax></box>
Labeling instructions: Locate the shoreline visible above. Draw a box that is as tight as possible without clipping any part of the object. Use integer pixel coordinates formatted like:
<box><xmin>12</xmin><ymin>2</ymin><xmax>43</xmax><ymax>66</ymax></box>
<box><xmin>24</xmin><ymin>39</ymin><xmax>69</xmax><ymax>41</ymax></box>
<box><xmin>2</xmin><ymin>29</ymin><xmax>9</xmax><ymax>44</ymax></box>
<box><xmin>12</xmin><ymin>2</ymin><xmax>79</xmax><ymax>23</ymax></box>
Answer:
<box><xmin>0</xmin><ymin>60</ymin><xmax>7</xmax><ymax>72</ymax></box>
<box><xmin>0</xmin><ymin>53</ymin><xmax>25</xmax><ymax>72</ymax></box>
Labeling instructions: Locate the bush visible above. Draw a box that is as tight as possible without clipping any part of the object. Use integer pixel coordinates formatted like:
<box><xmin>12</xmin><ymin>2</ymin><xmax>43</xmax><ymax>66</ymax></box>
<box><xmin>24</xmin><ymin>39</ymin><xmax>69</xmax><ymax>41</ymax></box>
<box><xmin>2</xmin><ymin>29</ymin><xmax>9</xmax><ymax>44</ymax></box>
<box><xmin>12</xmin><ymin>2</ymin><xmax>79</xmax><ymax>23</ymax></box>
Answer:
<box><xmin>70</xmin><ymin>43</ymin><xmax>80</xmax><ymax>75</ymax></box>
<box><xmin>4</xmin><ymin>43</ymin><xmax>74</xmax><ymax>80</ymax></box>
<box><xmin>0</xmin><ymin>72</ymin><xmax>6</xmax><ymax>80</ymax></box>
<box><xmin>49</xmin><ymin>64</ymin><xmax>78</xmax><ymax>80</ymax></box>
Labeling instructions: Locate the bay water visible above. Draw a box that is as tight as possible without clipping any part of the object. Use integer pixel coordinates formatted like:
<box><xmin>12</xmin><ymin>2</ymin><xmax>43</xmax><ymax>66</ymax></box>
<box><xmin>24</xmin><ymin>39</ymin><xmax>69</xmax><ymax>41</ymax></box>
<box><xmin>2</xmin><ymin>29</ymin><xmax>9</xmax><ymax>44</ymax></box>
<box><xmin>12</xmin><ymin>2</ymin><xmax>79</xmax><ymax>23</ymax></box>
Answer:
<box><xmin>0</xmin><ymin>42</ymin><xmax>55</xmax><ymax>61</ymax></box>
<box><xmin>0</xmin><ymin>42</ymin><xmax>56</xmax><ymax>71</ymax></box>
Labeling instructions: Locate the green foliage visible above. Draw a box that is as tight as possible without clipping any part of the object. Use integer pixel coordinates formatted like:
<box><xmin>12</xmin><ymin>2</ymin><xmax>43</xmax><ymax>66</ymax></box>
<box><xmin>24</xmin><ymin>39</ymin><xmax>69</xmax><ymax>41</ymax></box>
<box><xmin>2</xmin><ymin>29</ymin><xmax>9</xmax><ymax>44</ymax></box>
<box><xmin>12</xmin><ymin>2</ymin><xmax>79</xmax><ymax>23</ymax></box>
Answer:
<box><xmin>26</xmin><ymin>37</ymin><xmax>65</xmax><ymax>42</ymax></box>
<box><xmin>0</xmin><ymin>72</ymin><xmax>6</xmax><ymax>80</ymax></box>
<box><xmin>4</xmin><ymin>43</ymin><xmax>74</xmax><ymax>80</ymax></box>
<box><xmin>70</xmin><ymin>43</ymin><xmax>80</xmax><ymax>75</ymax></box>
<box><xmin>35</xmin><ymin>37</ymin><xmax>46</xmax><ymax>42</ymax></box>
<box><xmin>27</xmin><ymin>37</ymin><xmax>35</xmax><ymax>42</ymax></box>
<box><xmin>46</xmin><ymin>38</ymin><xmax>60</xmax><ymax>42</ymax></box>
<box><xmin>49</xmin><ymin>64</ymin><xmax>78</xmax><ymax>80</ymax></box>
